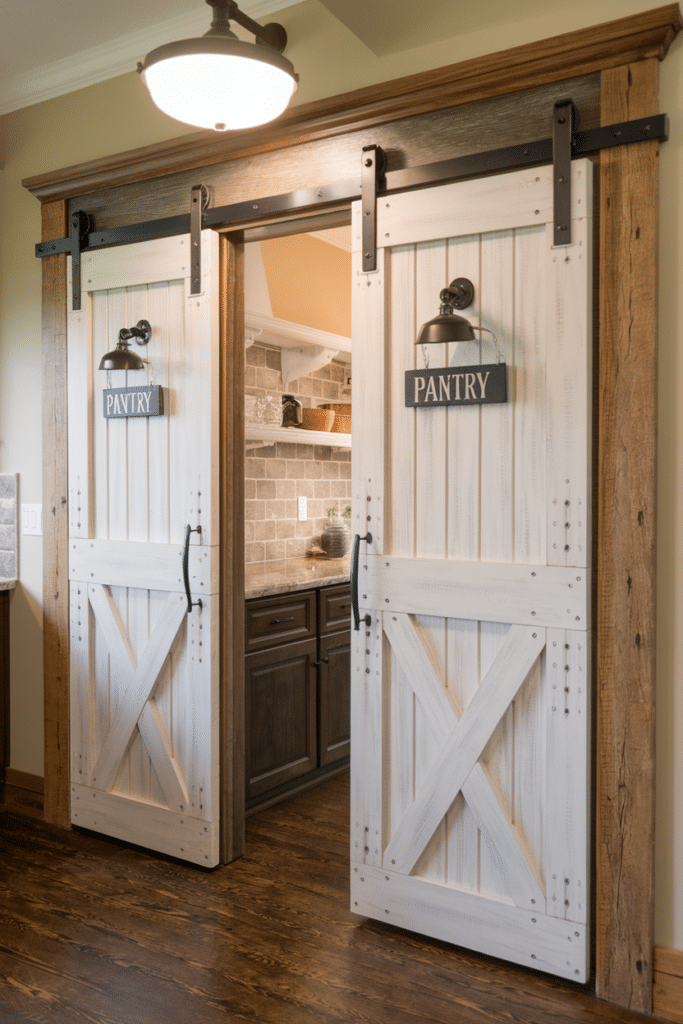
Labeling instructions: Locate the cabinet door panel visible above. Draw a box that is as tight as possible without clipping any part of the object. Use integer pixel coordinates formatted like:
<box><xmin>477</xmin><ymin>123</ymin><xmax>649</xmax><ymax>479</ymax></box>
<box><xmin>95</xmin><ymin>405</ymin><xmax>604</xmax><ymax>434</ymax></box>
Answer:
<box><xmin>245</xmin><ymin>637</ymin><xmax>317</xmax><ymax>800</ymax></box>
<box><xmin>319</xmin><ymin>630</ymin><xmax>351</xmax><ymax>766</ymax></box>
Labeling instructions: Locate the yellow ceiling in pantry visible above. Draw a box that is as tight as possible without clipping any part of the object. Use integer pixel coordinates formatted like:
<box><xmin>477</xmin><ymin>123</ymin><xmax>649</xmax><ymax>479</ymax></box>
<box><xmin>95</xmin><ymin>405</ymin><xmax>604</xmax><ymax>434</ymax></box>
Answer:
<box><xmin>259</xmin><ymin>233</ymin><xmax>352</xmax><ymax>338</ymax></box>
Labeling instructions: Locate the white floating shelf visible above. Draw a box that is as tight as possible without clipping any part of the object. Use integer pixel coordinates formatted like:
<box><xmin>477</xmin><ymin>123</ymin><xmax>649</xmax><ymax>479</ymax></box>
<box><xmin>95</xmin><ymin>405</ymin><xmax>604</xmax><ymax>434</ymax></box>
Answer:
<box><xmin>245</xmin><ymin>310</ymin><xmax>351</xmax><ymax>354</ymax></box>
<box><xmin>245</xmin><ymin>309</ymin><xmax>352</xmax><ymax>387</ymax></box>
<box><xmin>245</xmin><ymin>423</ymin><xmax>352</xmax><ymax>450</ymax></box>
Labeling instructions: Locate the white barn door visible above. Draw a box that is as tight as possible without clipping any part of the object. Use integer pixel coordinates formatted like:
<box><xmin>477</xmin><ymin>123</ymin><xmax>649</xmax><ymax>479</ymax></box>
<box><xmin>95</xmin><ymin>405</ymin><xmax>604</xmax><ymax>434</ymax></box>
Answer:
<box><xmin>350</xmin><ymin>161</ymin><xmax>592</xmax><ymax>981</ymax></box>
<box><xmin>67</xmin><ymin>232</ymin><xmax>220</xmax><ymax>866</ymax></box>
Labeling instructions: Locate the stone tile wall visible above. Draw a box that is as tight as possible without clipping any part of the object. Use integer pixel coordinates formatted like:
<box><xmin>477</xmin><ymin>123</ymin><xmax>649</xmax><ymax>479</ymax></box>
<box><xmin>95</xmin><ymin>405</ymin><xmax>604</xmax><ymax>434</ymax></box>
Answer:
<box><xmin>245</xmin><ymin>344</ymin><xmax>352</xmax><ymax>564</ymax></box>
<box><xmin>0</xmin><ymin>474</ymin><xmax>17</xmax><ymax>578</ymax></box>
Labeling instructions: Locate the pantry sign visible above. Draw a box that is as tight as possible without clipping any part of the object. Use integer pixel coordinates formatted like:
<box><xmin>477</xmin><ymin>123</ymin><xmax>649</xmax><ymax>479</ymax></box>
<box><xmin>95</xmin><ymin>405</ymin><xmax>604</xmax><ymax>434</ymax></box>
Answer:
<box><xmin>405</xmin><ymin>362</ymin><xmax>507</xmax><ymax>408</ymax></box>
<box><xmin>103</xmin><ymin>384</ymin><xmax>164</xmax><ymax>419</ymax></box>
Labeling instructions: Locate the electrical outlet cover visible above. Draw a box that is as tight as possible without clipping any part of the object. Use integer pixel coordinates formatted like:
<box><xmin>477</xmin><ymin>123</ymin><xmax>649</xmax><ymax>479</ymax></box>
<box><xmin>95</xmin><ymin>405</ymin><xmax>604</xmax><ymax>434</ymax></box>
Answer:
<box><xmin>21</xmin><ymin>503</ymin><xmax>43</xmax><ymax>536</ymax></box>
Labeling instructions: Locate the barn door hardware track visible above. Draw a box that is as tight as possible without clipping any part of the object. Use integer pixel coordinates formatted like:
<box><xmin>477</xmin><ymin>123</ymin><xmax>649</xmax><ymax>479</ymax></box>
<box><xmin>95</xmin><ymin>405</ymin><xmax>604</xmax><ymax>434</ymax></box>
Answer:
<box><xmin>35</xmin><ymin>105</ymin><xmax>668</xmax><ymax>308</ymax></box>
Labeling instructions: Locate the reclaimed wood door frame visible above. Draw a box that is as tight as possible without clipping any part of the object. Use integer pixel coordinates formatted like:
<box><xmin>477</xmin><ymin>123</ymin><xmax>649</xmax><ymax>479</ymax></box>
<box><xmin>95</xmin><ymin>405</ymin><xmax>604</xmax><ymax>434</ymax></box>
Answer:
<box><xmin>32</xmin><ymin>6</ymin><xmax>680</xmax><ymax>1011</ymax></box>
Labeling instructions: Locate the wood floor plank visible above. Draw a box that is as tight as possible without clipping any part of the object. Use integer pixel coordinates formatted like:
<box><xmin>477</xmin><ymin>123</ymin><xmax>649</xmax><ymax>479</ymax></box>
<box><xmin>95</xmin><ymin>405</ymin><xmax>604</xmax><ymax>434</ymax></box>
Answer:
<box><xmin>0</xmin><ymin>775</ymin><xmax>663</xmax><ymax>1024</ymax></box>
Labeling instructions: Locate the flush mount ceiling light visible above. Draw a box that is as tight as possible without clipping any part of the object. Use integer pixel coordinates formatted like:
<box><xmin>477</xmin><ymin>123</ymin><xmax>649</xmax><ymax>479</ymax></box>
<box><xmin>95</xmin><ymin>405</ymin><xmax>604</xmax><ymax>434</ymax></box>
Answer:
<box><xmin>138</xmin><ymin>0</ymin><xmax>298</xmax><ymax>132</ymax></box>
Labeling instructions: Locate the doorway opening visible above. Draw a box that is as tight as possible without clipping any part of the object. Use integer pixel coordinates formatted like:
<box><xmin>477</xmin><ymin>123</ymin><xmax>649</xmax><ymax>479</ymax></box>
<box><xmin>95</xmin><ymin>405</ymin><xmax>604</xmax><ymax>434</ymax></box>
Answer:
<box><xmin>240</xmin><ymin>214</ymin><xmax>354</xmax><ymax>822</ymax></box>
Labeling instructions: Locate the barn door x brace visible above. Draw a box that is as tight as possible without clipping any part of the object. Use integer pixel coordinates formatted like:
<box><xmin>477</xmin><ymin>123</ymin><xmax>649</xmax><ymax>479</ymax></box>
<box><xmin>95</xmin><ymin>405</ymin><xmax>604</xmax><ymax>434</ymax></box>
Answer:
<box><xmin>35</xmin><ymin>99</ymin><xmax>668</xmax><ymax>310</ymax></box>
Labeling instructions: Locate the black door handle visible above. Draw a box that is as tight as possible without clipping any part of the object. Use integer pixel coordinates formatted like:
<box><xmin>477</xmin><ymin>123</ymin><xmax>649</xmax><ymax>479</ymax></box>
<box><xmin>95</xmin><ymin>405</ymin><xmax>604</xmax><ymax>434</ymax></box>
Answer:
<box><xmin>183</xmin><ymin>523</ymin><xmax>203</xmax><ymax>614</ymax></box>
<box><xmin>351</xmin><ymin>532</ymin><xmax>372</xmax><ymax>631</ymax></box>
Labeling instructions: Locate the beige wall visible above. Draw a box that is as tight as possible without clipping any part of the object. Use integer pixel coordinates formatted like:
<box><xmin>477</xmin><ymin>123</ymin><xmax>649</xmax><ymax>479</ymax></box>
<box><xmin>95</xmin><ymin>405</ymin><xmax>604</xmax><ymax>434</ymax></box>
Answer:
<box><xmin>1</xmin><ymin>0</ymin><xmax>681</xmax><ymax>951</ymax></box>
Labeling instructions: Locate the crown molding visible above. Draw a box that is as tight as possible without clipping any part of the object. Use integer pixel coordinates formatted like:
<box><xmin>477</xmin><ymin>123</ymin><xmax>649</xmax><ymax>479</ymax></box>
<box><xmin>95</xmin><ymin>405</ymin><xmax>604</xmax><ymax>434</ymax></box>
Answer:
<box><xmin>0</xmin><ymin>0</ymin><xmax>298</xmax><ymax>116</ymax></box>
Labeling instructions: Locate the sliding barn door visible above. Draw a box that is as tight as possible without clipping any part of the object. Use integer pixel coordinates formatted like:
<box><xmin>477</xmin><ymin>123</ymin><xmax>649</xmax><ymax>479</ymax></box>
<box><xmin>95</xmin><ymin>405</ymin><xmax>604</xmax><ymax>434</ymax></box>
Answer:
<box><xmin>67</xmin><ymin>233</ymin><xmax>220</xmax><ymax>866</ymax></box>
<box><xmin>350</xmin><ymin>161</ymin><xmax>592</xmax><ymax>981</ymax></box>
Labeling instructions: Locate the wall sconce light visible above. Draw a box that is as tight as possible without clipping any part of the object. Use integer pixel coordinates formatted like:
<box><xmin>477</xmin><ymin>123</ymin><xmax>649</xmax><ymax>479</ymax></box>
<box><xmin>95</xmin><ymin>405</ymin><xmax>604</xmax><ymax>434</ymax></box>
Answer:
<box><xmin>416</xmin><ymin>278</ymin><xmax>501</xmax><ymax>365</ymax></box>
<box><xmin>415</xmin><ymin>278</ymin><xmax>478</xmax><ymax>345</ymax></box>
<box><xmin>138</xmin><ymin>0</ymin><xmax>298</xmax><ymax>132</ymax></box>
<box><xmin>98</xmin><ymin>320</ymin><xmax>152</xmax><ymax>371</ymax></box>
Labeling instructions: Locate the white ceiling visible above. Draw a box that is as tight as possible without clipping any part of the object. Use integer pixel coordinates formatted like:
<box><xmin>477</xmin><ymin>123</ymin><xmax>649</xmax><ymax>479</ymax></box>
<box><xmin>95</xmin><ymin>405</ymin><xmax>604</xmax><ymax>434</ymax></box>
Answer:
<box><xmin>0</xmin><ymin>0</ymin><xmax>298</xmax><ymax>114</ymax></box>
<box><xmin>0</xmin><ymin>0</ymin><xmax>473</xmax><ymax>116</ymax></box>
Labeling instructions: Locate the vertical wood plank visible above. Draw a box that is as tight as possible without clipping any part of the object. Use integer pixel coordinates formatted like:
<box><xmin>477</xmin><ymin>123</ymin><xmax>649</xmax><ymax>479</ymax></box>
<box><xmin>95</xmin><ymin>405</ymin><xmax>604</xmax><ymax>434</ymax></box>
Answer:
<box><xmin>545</xmin><ymin>628</ymin><xmax>590</xmax><ymax>928</ymax></box>
<box><xmin>66</xmin><ymin>304</ymin><xmax>92</xmax><ymax>539</ymax></box>
<box><xmin>42</xmin><ymin>199</ymin><xmax>71</xmax><ymax>828</ymax></box>
<box><xmin>414</xmin><ymin>240</ymin><xmax>448</xmax><ymax>883</ymax></box>
<box><xmin>92</xmin><ymin>290</ymin><xmax>110</xmax><ymax>541</ymax></box>
<box><xmin>219</xmin><ymin>233</ymin><xmax>245</xmax><ymax>863</ymax></box>
<box><xmin>350</xmin><ymin>237</ymin><xmax>386</xmax><ymax>869</ymax></box>
<box><xmin>545</xmin><ymin>173</ymin><xmax>593</xmax><ymax>571</ymax></box>
<box><xmin>146</xmin><ymin>281</ymin><xmax>172</xmax><ymax>546</ymax></box>
<box><xmin>513</xmin><ymin>225</ymin><xmax>546</xmax><ymax>567</ymax></box>
<box><xmin>351</xmin><ymin>217</ymin><xmax>386</xmax><ymax>556</ymax></box>
<box><xmin>445</xmin><ymin>235</ymin><xmax>481</xmax><ymax>891</ymax></box>
<box><xmin>478</xmin><ymin>230</ymin><xmax>514</xmax><ymax>901</ymax></box>
<box><xmin>125</xmin><ymin>285</ymin><xmax>153</xmax><ymax>802</ymax></box>
<box><xmin>106</xmin><ymin>289</ymin><xmax>129</xmax><ymax>542</ymax></box>
<box><xmin>596</xmin><ymin>58</ymin><xmax>658</xmax><ymax>1013</ymax></box>
<box><xmin>69</xmin><ymin>583</ymin><xmax>91</xmax><ymax>785</ymax></box>
<box><xmin>386</xmin><ymin>244</ymin><xmax>416</xmax><ymax>849</ymax></box>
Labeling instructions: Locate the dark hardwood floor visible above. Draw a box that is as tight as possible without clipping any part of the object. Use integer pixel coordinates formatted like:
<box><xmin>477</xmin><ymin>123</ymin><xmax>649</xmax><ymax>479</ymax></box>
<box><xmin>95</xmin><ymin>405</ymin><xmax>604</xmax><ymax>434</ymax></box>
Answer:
<box><xmin>0</xmin><ymin>774</ymin><xmax>658</xmax><ymax>1024</ymax></box>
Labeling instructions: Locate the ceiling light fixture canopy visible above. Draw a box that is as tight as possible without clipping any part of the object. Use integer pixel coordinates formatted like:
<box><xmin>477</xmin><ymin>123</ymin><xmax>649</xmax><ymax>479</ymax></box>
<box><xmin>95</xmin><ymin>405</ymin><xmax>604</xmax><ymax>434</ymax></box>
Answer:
<box><xmin>138</xmin><ymin>0</ymin><xmax>298</xmax><ymax>132</ymax></box>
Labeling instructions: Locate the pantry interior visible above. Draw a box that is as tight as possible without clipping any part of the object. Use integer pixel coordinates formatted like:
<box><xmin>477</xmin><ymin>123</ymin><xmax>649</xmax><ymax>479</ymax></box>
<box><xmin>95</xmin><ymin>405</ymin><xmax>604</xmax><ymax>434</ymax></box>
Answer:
<box><xmin>242</xmin><ymin>226</ymin><xmax>354</xmax><ymax>814</ymax></box>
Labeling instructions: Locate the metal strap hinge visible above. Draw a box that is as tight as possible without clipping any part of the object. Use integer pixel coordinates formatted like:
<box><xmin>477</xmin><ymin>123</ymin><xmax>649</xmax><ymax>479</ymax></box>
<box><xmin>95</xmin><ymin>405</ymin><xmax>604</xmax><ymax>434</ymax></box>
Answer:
<box><xmin>553</xmin><ymin>99</ymin><xmax>577</xmax><ymax>247</ymax></box>
<box><xmin>69</xmin><ymin>211</ymin><xmax>92</xmax><ymax>311</ymax></box>
<box><xmin>190</xmin><ymin>184</ymin><xmax>209</xmax><ymax>295</ymax></box>
<box><xmin>361</xmin><ymin>145</ymin><xmax>387</xmax><ymax>273</ymax></box>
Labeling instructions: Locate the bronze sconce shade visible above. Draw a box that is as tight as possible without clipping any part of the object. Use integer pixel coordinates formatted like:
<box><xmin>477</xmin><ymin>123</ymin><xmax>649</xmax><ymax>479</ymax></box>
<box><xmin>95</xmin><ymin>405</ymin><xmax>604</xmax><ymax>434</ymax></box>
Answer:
<box><xmin>98</xmin><ymin>320</ymin><xmax>152</xmax><ymax>371</ymax></box>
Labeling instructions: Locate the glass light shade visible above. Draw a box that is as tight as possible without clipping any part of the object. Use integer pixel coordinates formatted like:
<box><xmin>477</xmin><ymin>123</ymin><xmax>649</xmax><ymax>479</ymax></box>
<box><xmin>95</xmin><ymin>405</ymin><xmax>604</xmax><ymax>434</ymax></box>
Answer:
<box><xmin>141</xmin><ymin>38</ymin><xmax>297</xmax><ymax>131</ymax></box>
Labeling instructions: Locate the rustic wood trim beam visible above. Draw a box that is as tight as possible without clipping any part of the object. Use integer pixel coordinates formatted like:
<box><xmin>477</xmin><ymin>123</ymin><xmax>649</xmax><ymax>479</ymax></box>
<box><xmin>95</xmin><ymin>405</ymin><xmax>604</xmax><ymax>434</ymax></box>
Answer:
<box><xmin>41</xmin><ymin>199</ymin><xmax>71</xmax><ymax>829</ymax></box>
<box><xmin>219</xmin><ymin>233</ymin><xmax>246</xmax><ymax>864</ymax></box>
<box><xmin>596</xmin><ymin>58</ymin><xmax>659</xmax><ymax>1013</ymax></box>
<box><xmin>22</xmin><ymin>5</ymin><xmax>681</xmax><ymax>204</ymax></box>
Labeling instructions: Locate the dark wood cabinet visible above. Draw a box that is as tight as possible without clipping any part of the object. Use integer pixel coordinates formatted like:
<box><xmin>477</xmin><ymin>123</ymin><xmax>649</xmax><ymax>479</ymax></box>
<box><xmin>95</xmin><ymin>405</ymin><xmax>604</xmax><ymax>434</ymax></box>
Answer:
<box><xmin>245</xmin><ymin>637</ymin><xmax>318</xmax><ymax>800</ymax></box>
<box><xmin>318</xmin><ymin>630</ymin><xmax>351</xmax><ymax>767</ymax></box>
<box><xmin>245</xmin><ymin>583</ymin><xmax>350</xmax><ymax>813</ymax></box>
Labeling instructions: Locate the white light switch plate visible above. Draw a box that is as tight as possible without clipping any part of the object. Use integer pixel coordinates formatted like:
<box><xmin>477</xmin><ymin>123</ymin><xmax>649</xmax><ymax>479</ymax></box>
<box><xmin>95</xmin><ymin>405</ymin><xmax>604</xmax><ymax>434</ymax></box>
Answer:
<box><xmin>22</xmin><ymin>503</ymin><xmax>43</xmax><ymax>536</ymax></box>
<box><xmin>298</xmin><ymin>496</ymin><xmax>307</xmax><ymax>522</ymax></box>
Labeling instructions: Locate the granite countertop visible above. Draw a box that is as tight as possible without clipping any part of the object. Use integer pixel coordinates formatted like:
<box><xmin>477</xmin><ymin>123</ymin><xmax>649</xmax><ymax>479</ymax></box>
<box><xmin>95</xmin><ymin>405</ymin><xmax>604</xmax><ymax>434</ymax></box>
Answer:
<box><xmin>0</xmin><ymin>578</ymin><xmax>16</xmax><ymax>592</ymax></box>
<box><xmin>245</xmin><ymin>555</ymin><xmax>351</xmax><ymax>600</ymax></box>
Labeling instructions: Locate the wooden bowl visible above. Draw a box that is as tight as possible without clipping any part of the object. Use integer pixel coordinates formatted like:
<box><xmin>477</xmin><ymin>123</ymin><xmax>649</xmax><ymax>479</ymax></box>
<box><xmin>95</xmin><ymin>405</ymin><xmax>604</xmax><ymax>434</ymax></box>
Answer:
<box><xmin>300</xmin><ymin>407</ymin><xmax>335</xmax><ymax>432</ymax></box>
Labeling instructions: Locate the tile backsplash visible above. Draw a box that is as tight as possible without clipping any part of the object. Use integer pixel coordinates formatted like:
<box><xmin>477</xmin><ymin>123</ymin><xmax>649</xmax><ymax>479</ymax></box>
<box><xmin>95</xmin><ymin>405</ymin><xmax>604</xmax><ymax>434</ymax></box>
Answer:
<box><xmin>0</xmin><ymin>474</ymin><xmax>17</xmax><ymax>579</ymax></box>
<box><xmin>245</xmin><ymin>344</ymin><xmax>352</xmax><ymax>565</ymax></box>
